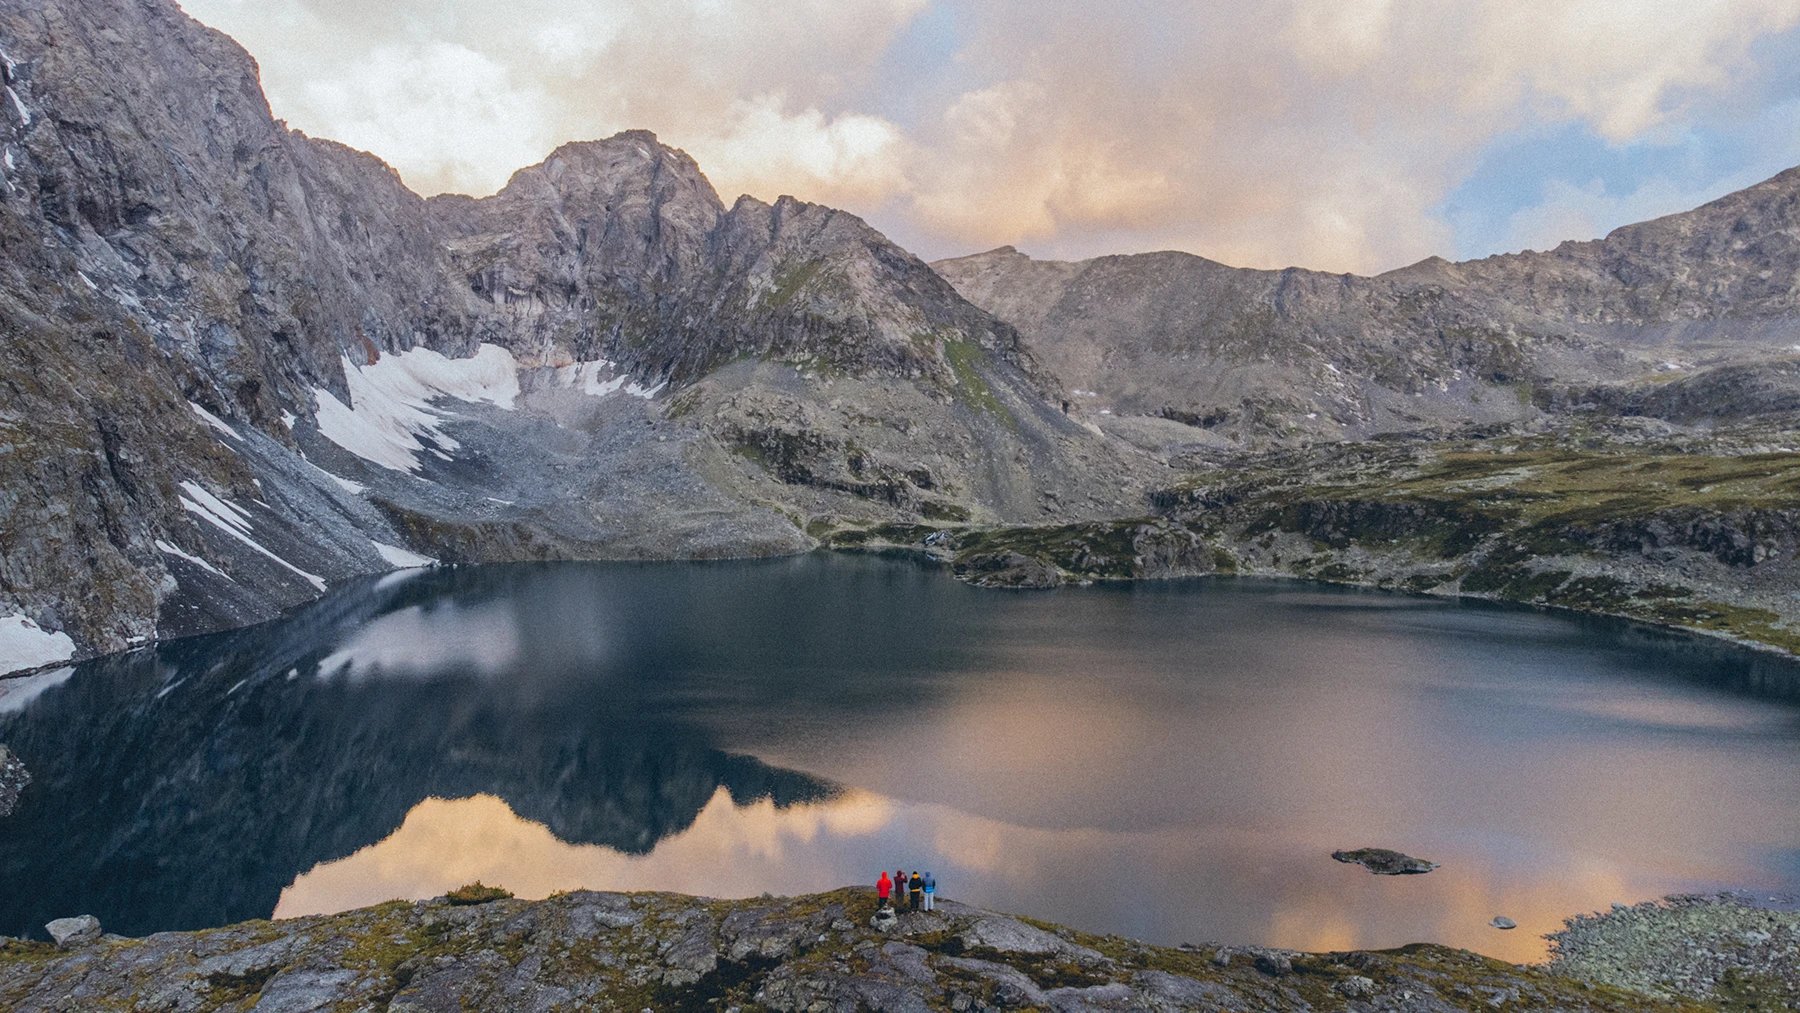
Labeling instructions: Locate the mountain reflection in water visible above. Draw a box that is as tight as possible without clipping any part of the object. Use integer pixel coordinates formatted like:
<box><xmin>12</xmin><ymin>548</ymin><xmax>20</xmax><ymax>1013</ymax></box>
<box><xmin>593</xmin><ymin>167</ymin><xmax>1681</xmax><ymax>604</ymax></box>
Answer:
<box><xmin>3</xmin><ymin>554</ymin><xmax>1799</xmax><ymax>962</ymax></box>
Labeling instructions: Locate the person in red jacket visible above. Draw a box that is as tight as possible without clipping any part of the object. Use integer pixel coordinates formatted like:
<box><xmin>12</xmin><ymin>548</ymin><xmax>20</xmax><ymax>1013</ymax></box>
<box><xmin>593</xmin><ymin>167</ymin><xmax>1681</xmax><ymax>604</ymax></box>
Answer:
<box><xmin>876</xmin><ymin>870</ymin><xmax>892</xmax><ymax>909</ymax></box>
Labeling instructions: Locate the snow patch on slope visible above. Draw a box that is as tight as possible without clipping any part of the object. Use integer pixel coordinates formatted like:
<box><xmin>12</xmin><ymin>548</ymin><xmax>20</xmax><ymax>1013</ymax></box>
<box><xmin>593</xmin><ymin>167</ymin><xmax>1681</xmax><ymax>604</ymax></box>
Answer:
<box><xmin>298</xmin><ymin>452</ymin><xmax>368</xmax><ymax>494</ymax></box>
<box><xmin>371</xmin><ymin>540</ymin><xmax>437</xmax><ymax>569</ymax></box>
<box><xmin>155</xmin><ymin>538</ymin><xmax>231</xmax><ymax>580</ymax></box>
<box><xmin>314</xmin><ymin>344</ymin><xmax>520</xmax><ymax>473</ymax></box>
<box><xmin>4</xmin><ymin>86</ymin><xmax>28</xmax><ymax>127</ymax></box>
<box><xmin>554</xmin><ymin>359</ymin><xmax>665</xmax><ymax>399</ymax></box>
<box><xmin>189</xmin><ymin>401</ymin><xmax>241</xmax><ymax>440</ymax></box>
<box><xmin>0</xmin><ymin>614</ymin><xmax>75</xmax><ymax>676</ymax></box>
<box><xmin>324</xmin><ymin>471</ymin><xmax>367</xmax><ymax>494</ymax></box>
<box><xmin>178</xmin><ymin>480</ymin><xmax>327</xmax><ymax>590</ymax></box>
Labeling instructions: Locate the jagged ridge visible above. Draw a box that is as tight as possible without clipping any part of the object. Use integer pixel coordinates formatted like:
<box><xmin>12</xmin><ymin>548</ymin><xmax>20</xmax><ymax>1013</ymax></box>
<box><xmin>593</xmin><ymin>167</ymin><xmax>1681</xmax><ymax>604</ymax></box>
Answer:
<box><xmin>933</xmin><ymin>171</ymin><xmax>1800</xmax><ymax>443</ymax></box>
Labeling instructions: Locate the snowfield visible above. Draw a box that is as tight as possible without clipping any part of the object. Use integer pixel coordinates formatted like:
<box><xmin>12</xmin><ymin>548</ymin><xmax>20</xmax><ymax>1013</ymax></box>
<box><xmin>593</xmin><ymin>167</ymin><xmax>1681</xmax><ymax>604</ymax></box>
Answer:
<box><xmin>554</xmin><ymin>359</ymin><xmax>666</xmax><ymax>399</ymax></box>
<box><xmin>314</xmin><ymin>346</ymin><xmax>665</xmax><ymax>474</ymax></box>
<box><xmin>314</xmin><ymin>344</ymin><xmax>522</xmax><ymax>474</ymax></box>
<box><xmin>177</xmin><ymin>481</ymin><xmax>327</xmax><ymax>590</ymax></box>
<box><xmin>155</xmin><ymin>538</ymin><xmax>231</xmax><ymax>580</ymax></box>
<box><xmin>370</xmin><ymin>541</ymin><xmax>437</xmax><ymax>569</ymax></box>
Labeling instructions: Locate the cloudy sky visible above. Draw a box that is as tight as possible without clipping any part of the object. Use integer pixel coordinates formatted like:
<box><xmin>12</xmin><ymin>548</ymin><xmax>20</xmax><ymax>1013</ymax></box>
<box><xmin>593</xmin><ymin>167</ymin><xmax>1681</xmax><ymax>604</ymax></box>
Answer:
<box><xmin>178</xmin><ymin>0</ymin><xmax>1800</xmax><ymax>274</ymax></box>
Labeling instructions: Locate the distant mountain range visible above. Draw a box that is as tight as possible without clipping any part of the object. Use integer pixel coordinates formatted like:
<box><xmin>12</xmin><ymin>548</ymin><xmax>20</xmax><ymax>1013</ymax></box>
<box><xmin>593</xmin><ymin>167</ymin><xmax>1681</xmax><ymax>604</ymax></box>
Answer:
<box><xmin>2</xmin><ymin>0</ymin><xmax>1798</xmax><ymax>671</ymax></box>
<box><xmin>936</xmin><ymin>166</ymin><xmax>1800</xmax><ymax>443</ymax></box>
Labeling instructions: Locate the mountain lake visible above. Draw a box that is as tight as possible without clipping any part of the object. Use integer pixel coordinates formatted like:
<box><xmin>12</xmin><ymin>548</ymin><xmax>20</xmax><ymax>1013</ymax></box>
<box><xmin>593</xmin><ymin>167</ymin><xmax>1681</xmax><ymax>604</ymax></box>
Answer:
<box><xmin>3</xmin><ymin>553</ymin><xmax>1797</xmax><ymax>962</ymax></box>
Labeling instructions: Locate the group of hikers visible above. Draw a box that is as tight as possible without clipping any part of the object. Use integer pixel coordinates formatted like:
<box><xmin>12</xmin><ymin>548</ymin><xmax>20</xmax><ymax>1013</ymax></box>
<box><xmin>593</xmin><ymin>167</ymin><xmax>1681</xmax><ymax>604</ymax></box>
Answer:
<box><xmin>876</xmin><ymin>868</ymin><xmax>936</xmax><ymax>912</ymax></box>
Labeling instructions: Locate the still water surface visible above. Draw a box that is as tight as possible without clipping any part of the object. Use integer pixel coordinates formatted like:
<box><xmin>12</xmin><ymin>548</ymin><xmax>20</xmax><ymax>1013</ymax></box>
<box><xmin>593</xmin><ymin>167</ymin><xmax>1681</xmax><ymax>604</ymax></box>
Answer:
<box><xmin>3</xmin><ymin>555</ymin><xmax>1798</xmax><ymax>961</ymax></box>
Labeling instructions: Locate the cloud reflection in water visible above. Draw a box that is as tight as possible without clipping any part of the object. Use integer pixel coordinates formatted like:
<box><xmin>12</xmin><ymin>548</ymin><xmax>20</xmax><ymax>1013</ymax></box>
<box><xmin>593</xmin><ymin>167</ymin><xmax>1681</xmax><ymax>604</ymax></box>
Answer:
<box><xmin>275</xmin><ymin>780</ymin><xmax>1754</xmax><ymax>963</ymax></box>
<box><xmin>4</xmin><ymin>556</ymin><xmax>1798</xmax><ymax>963</ymax></box>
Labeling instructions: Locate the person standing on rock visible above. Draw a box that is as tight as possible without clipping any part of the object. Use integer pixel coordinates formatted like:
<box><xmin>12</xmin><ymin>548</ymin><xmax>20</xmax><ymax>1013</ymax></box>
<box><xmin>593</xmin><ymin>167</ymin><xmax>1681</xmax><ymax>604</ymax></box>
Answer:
<box><xmin>909</xmin><ymin>871</ymin><xmax>924</xmax><ymax>911</ymax></box>
<box><xmin>876</xmin><ymin>870</ymin><xmax>892</xmax><ymax>909</ymax></box>
<box><xmin>895</xmin><ymin>868</ymin><xmax>906</xmax><ymax>907</ymax></box>
<box><xmin>923</xmin><ymin>871</ymin><xmax>936</xmax><ymax>911</ymax></box>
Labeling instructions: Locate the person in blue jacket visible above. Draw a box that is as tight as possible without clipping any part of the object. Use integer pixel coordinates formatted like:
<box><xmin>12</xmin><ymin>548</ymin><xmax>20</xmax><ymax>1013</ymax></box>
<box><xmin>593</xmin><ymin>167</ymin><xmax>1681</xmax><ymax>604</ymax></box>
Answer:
<box><xmin>922</xmin><ymin>871</ymin><xmax>937</xmax><ymax>911</ymax></box>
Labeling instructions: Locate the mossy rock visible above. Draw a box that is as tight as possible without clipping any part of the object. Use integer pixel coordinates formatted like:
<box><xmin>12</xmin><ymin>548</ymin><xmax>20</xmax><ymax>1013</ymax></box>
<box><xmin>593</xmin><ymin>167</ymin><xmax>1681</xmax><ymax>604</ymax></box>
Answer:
<box><xmin>445</xmin><ymin>882</ymin><xmax>513</xmax><ymax>905</ymax></box>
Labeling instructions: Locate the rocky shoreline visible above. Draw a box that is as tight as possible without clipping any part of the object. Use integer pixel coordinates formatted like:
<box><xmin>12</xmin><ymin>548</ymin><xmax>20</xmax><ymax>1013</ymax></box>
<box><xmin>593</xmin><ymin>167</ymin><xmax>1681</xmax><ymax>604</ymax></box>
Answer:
<box><xmin>823</xmin><ymin>426</ymin><xmax>1800</xmax><ymax>684</ymax></box>
<box><xmin>838</xmin><ymin>528</ymin><xmax>1800</xmax><ymax>695</ymax></box>
<box><xmin>13</xmin><ymin>523</ymin><xmax>1800</xmax><ymax>703</ymax></box>
<box><xmin>6</xmin><ymin>887</ymin><xmax>1781</xmax><ymax>1012</ymax></box>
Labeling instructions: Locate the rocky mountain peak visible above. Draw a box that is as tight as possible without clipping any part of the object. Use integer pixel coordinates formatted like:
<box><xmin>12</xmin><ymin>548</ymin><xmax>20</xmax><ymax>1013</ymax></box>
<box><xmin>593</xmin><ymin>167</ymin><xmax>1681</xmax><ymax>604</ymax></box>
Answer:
<box><xmin>940</xmin><ymin>245</ymin><xmax>1031</xmax><ymax>267</ymax></box>
<box><xmin>433</xmin><ymin>131</ymin><xmax>729</xmax><ymax>332</ymax></box>
<box><xmin>503</xmin><ymin>131</ymin><xmax>720</xmax><ymax>209</ymax></box>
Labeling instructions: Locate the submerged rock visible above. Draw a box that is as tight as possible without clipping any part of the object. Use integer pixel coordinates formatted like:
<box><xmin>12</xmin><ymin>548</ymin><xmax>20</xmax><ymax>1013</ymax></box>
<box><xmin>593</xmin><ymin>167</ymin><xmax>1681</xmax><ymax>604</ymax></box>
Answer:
<box><xmin>1492</xmin><ymin>915</ymin><xmax>1519</xmax><ymax>930</ymax></box>
<box><xmin>1332</xmin><ymin>847</ymin><xmax>1440</xmax><ymax>875</ymax></box>
<box><xmin>0</xmin><ymin>745</ymin><xmax>27</xmax><ymax>817</ymax></box>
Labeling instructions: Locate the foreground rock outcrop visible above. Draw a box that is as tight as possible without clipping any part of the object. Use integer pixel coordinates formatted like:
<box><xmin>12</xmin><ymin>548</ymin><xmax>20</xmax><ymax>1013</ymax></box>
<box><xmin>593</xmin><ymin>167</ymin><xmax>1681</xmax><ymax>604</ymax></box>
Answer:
<box><xmin>0</xmin><ymin>888</ymin><xmax>1718</xmax><ymax>1012</ymax></box>
<box><xmin>1549</xmin><ymin>895</ymin><xmax>1800</xmax><ymax>1009</ymax></box>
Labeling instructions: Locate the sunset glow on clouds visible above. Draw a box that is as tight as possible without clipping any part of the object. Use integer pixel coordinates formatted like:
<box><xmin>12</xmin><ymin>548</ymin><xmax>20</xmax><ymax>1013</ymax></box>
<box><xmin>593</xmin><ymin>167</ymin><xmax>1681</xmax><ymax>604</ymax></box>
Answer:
<box><xmin>180</xmin><ymin>0</ymin><xmax>1800</xmax><ymax>273</ymax></box>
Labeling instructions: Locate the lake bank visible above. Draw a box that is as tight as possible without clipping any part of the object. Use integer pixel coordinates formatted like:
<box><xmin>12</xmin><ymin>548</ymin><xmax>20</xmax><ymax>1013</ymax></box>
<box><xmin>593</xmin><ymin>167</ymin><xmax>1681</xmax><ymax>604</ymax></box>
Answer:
<box><xmin>5</xmin><ymin>886</ymin><xmax>1769</xmax><ymax>1011</ymax></box>
<box><xmin>820</xmin><ymin>441</ymin><xmax>1800</xmax><ymax>668</ymax></box>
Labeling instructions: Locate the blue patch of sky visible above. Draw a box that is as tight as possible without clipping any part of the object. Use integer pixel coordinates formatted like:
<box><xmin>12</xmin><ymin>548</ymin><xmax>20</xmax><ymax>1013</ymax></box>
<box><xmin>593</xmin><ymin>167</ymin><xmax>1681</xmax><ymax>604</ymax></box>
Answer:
<box><xmin>858</xmin><ymin>1</ymin><xmax>972</xmax><ymax>129</ymax></box>
<box><xmin>1439</xmin><ymin>24</ymin><xmax>1800</xmax><ymax>261</ymax></box>
<box><xmin>1440</xmin><ymin>123</ymin><xmax>1725</xmax><ymax>256</ymax></box>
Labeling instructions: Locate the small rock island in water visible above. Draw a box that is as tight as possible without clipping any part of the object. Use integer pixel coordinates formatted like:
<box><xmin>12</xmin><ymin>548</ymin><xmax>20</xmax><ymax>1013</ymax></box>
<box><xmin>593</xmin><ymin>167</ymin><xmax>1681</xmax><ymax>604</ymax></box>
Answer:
<box><xmin>1331</xmin><ymin>848</ymin><xmax>1442</xmax><ymax>876</ymax></box>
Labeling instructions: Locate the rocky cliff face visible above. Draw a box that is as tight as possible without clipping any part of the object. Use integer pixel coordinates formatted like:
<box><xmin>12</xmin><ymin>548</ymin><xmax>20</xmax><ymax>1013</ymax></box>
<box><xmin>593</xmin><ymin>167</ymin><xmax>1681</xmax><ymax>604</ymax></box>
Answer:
<box><xmin>934</xmin><ymin>172</ymin><xmax>1800</xmax><ymax>445</ymax></box>
<box><xmin>0</xmin><ymin>0</ymin><xmax>1130</xmax><ymax>672</ymax></box>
